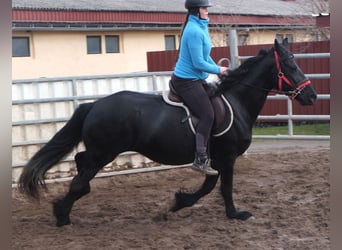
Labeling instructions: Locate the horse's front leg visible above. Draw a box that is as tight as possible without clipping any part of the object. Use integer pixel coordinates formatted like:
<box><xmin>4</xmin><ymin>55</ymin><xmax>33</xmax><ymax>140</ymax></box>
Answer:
<box><xmin>220</xmin><ymin>157</ymin><xmax>253</xmax><ymax>220</ymax></box>
<box><xmin>169</xmin><ymin>174</ymin><xmax>219</xmax><ymax>212</ymax></box>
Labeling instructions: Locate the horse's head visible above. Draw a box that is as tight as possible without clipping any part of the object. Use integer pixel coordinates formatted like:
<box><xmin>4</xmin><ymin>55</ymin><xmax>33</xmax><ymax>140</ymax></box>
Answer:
<box><xmin>272</xmin><ymin>38</ymin><xmax>317</xmax><ymax>105</ymax></box>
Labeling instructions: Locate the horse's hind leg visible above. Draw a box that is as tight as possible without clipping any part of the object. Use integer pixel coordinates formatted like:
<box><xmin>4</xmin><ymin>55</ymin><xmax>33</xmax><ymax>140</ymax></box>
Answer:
<box><xmin>169</xmin><ymin>174</ymin><xmax>219</xmax><ymax>212</ymax></box>
<box><xmin>53</xmin><ymin>151</ymin><xmax>109</xmax><ymax>227</ymax></box>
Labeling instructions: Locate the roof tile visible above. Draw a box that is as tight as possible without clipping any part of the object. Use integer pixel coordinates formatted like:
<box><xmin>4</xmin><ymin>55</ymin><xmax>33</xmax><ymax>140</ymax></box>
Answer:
<box><xmin>12</xmin><ymin>0</ymin><xmax>329</xmax><ymax>17</ymax></box>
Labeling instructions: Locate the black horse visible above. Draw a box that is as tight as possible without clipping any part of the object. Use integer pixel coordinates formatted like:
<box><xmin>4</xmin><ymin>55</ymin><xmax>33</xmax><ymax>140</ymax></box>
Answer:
<box><xmin>18</xmin><ymin>39</ymin><xmax>317</xmax><ymax>227</ymax></box>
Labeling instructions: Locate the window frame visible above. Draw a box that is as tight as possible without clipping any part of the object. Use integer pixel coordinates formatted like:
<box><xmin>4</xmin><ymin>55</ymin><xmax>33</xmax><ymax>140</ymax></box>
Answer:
<box><xmin>164</xmin><ymin>35</ymin><xmax>176</xmax><ymax>51</ymax></box>
<box><xmin>86</xmin><ymin>35</ymin><xmax>102</xmax><ymax>54</ymax></box>
<box><xmin>105</xmin><ymin>35</ymin><xmax>120</xmax><ymax>53</ymax></box>
<box><xmin>12</xmin><ymin>36</ymin><xmax>30</xmax><ymax>57</ymax></box>
<box><xmin>238</xmin><ymin>34</ymin><xmax>248</xmax><ymax>46</ymax></box>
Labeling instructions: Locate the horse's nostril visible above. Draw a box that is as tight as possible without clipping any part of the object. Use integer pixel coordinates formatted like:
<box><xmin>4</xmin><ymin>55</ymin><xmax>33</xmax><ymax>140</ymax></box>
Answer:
<box><xmin>309</xmin><ymin>95</ymin><xmax>317</xmax><ymax>105</ymax></box>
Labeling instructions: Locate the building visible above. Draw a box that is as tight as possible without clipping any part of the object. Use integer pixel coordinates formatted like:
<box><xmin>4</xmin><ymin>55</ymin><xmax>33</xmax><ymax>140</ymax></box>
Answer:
<box><xmin>12</xmin><ymin>0</ymin><xmax>329</xmax><ymax>79</ymax></box>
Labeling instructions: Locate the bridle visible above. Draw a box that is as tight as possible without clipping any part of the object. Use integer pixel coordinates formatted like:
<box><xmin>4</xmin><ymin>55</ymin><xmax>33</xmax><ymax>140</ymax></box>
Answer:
<box><xmin>273</xmin><ymin>50</ymin><xmax>312</xmax><ymax>99</ymax></box>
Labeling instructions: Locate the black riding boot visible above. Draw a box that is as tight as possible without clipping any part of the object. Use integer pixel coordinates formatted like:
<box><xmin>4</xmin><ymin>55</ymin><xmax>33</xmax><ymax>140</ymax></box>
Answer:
<box><xmin>191</xmin><ymin>152</ymin><xmax>218</xmax><ymax>175</ymax></box>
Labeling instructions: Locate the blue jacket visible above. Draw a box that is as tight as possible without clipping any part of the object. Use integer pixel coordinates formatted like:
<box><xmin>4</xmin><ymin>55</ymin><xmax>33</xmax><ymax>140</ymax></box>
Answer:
<box><xmin>174</xmin><ymin>15</ymin><xmax>220</xmax><ymax>80</ymax></box>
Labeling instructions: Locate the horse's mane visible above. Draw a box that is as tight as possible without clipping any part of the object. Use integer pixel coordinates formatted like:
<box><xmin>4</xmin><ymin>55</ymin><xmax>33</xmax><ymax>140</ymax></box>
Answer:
<box><xmin>216</xmin><ymin>48</ymin><xmax>270</xmax><ymax>94</ymax></box>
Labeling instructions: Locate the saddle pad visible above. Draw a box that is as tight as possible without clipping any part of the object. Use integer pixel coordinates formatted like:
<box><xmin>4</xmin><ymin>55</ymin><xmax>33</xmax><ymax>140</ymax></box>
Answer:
<box><xmin>162</xmin><ymin>91</ymin><xmax>233</xmax><ymax>137</ymax></box>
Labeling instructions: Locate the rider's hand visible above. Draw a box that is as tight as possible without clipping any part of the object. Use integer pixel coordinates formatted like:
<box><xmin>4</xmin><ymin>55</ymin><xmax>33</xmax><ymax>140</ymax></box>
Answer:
<box><xmin>219</xmin><ymin>66</ymin><xmax>229</xmax><ymax>76</ymax></box>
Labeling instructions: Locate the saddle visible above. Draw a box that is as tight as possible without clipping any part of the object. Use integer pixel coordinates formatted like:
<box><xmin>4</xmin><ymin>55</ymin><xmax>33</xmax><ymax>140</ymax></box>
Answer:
<box><xmin>163</xmin><ymin>81</ymin><xmax>233</xmax><ymax>137</ymax></box>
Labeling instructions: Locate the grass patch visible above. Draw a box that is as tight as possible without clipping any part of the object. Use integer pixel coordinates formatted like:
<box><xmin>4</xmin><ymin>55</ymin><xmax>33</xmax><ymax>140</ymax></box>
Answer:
<box><xmin>252</xmin><ymin>122</ymin><xmax>330</xmax><ymax>136</ymax></box>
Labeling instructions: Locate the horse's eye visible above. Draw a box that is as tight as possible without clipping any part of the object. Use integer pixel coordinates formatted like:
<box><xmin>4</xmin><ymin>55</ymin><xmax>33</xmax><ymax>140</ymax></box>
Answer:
<box><xmin>284</xmin><ymin>56</ymin><xmax>297</xmax><ymax>70</ymax></box>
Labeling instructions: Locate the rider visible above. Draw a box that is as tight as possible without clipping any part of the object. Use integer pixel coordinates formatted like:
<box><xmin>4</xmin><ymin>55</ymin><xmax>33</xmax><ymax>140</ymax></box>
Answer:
<box><xmin>171</xmin><ymin>0</ymin><xmax>229</xmax><ymax>175</ymax></box>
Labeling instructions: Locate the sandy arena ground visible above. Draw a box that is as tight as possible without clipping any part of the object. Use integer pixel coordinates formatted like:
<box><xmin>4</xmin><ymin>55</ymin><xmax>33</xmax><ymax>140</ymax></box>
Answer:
<box><xmin>12</xmin><ymin>140</ymin><xmax>330</xmax><ymax>249</ymax></box>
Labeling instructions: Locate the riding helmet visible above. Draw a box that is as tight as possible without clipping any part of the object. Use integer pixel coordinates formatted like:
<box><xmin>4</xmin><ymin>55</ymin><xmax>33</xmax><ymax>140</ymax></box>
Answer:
<box><xmin>185</xmin><ymin>0</ymin><xmax>213</xmax><ymax>9</ymax></box>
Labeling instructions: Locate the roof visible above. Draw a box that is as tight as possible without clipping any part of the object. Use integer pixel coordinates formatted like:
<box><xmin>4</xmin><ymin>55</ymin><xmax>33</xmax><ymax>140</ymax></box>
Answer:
<box><xmin>12</xmin><ymin>0</ymin><xmax>329</xmax><ymax>31</ymax></box>
<box><xmin>12</xmin><ymin>0</ymin><xmax>329</xmax><ymax>17</ymax></box>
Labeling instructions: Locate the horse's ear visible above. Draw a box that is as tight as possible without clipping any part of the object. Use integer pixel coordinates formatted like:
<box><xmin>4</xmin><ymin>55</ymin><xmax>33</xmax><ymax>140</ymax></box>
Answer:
<box><xmin>274</xmin><ymin>39</ymin><xmax>280</xmax><ymax>50</ymax></box>
<box><xmin>282</xmin><ymin>38</ymin><xmax>289</xmax><ymax>48</ymax></box>
<box><xmin>274</xmin><ymin>38</ymin><xmax>289</xmax><ymax>52</ymax></box>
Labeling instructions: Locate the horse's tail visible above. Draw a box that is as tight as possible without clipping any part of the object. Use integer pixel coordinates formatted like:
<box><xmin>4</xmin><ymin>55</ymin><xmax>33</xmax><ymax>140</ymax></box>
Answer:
<box><xmin>18</xmin><ymin>102</ymin><xmax>95</xmax><ymax>200</ymax></box>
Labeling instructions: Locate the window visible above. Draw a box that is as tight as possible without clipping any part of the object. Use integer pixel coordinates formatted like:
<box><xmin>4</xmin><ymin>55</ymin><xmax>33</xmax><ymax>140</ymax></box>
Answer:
<box><xmin>275</xmin><ymin>34</ymin><xmax>283</xmax><ymax>42</ymax></box>
<box><xmin>165</xmin><ymin>35</ymin><xmax>176</xmax><ymax>50</ymax></box>
<box><xmin>238</xmin><ymin>34</ymin><xmax>248</xmax><ymax>46</ymax></box>
<box><xmin>12</xmin><ymin>37</ymin><xmax>30</xmax><ymax>57</ymax></box>
<box><xmin>87</xmin><ymin>36</ymin><xmax>101</xmax><ymax>54</ymax></box>
<box><xmin>105</xmin><ymin>35</ymin><xmax>120</xmax><ymax>53</ymax></box>
<box><xmin>311</xmin><ymin>33</ymin><xmax>319</xmax><ymax>42</ymax></box>
<box><xmin>276</xmin><ymin>34</ymin><xmax>294</xmax><ymax>43</ymax></box>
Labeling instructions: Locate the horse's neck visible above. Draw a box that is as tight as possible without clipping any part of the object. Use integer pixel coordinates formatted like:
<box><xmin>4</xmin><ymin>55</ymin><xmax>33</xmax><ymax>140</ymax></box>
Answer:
<box><xmin>225</xmin><ymin>70</ymin><xmax>273</xmax><ymax>122</ymax></box>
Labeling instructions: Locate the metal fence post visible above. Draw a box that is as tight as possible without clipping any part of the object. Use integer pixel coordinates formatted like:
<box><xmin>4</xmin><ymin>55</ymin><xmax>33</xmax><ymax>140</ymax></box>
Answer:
<box><xmin>287</xmin><ymin>98</ymin><xmax>294</xmax><ymax>136</ymax></box>
<box><xmin>228</xmin><ymin>28</ymin><xmax>240</xmax><ymax>69</ymax></box>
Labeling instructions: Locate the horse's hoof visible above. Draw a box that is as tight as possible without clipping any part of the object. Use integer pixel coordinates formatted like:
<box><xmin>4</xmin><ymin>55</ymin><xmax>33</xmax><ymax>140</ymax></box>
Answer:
<box><xmin>168</xmin><ymin>198</ymin><xmax>180</xmax><ymax>212</ymax></box>
<box><xmin>152</xmin><ymin>211</ymin><xmax>168</xmax><ymax>222</ymax></box>
<box><xmin>238</xmin><ymin>211</ymin><xmax>253</xmax><ymax>220</ymax></box>
<box><xmin>227</xmin><ymin>210</ymin><xmax>253</xmax><ymax>220</ymax></box>
<box><xmin>56</xmin><ymin>218</ymin><xmax>71</xmax><ymax>227</ymax></box>
<box><xmin>53</xmin><ymin>198</ymin><xmax>71</xmax><ymax>227</ymax></box>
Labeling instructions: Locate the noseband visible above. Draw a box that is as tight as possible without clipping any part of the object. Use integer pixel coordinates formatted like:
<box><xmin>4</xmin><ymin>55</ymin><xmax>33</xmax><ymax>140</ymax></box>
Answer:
<box><xmin>274</xmin><ymin>50</ymin><xmax>312</xmax><ymax>99</ymax></box>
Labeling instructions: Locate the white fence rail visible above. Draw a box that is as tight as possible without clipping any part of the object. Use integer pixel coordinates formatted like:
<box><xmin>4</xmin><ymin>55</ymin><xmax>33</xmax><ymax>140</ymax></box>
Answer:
<box><xmin>12</xmin><ymin>72</ymin><xmax>172</xmax><ymax>183</ymax></box>
<box><xmin>12</xmin><ymin>55</ymin><xmax>330</xmax><ymax>183</ymax></box>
